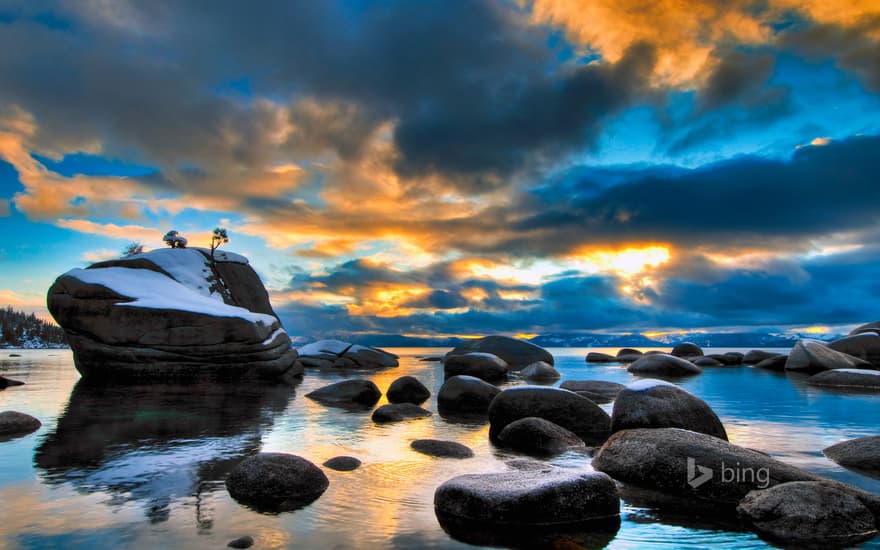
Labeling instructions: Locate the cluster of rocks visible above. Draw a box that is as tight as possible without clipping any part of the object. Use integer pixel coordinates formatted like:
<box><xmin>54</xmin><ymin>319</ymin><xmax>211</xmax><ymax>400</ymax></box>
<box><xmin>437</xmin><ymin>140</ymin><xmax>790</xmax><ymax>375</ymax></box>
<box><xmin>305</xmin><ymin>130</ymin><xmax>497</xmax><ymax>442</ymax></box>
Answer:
<box><xmin>441</xmin><ymin>336</ymin><xmax>560</xmax><ymax>383</ymax></box>
<box><xmin>295</xmin><ymin>339</ymin><xmax>399</xmax><ymax>370</ymax></box>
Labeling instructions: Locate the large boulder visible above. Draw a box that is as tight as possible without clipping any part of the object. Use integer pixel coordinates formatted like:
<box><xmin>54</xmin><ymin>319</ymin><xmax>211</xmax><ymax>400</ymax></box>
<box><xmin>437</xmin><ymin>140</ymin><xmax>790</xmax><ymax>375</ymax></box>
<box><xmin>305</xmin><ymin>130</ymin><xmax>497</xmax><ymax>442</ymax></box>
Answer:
<box><xmin>446</xmin><ymin>335</ymin><xmax>552</xmax><ymax>369</ymax></box>
<box><xmin>559</xmin><ymin>380</ymin><xmax>625</xmax><ymax>404</ymax></box>
<box><xmin>807</xmin><ymin>369</ymin><xmax>880</xmax><ymax>390</ymax></box>
<box><xmin>592</xmin><ymin>428</ymin><xmax>880</xmax><ymax>514</ymax></box>
<box><xmin>434</xmin><ymin>468</ymin><xmax>619</xmax><ymax>526</ymax></box>
<box><xmin>610</xmin><ymin>379</ymin><xmax>728</xmax><ymax>440</ymax></box>
<box><xmin>443</xmin><ymin>353</ymin><xmax>508</xmax><ymax>382</ymax></box>
<box><xmin>627</xmin><ymin>353</ymin><xmax>702</xmax><ymax>377</ymax></box>
<box><xmin>488</xmin><ymin>386</ymin><xmax>611</xmax><ymax>445</ymax></box>
<box><xmin>519</xmin><ymin>361</ymin><xmax>560</xmax><ymax>381</ymax></box>
<box><xmin>851</xmin><ymin>321</ymin><xmax>880</xmax><ymax>336</ymax></box>
<box><xmin>385</xmin><ymin>376</ymin><xmax>430</xmax><ymax>404</ymax></box>
<box><xmin>0</xmin><ymin>410</ymin><xmax>41</xmax><ymax>437</ymax></box>
<box><xmin>829</xmin><ymin>333</ymin><xmax>880</xmax><ymax>367</ymax></box>
<box><xmin>737</xmin><ymin>482</ymin><xmax>878</xmax><ymax>548</ymax></box>
<box><xmin>296</xmin><ymin>339</ymin><xmax>398</xmax><ymax>370</ymax></box>
<box><xmin>305</xmin><ymin>379</ymin><xmax>382</xmax><ymax>408</ymax></box>
<box><xmin>825</xmin><ymin>436</ymin><xmax>880</xmax><ymax>477</ymax></box>
<box><xmin>226</xmin><ymin>452</ymin><xmax>328</xmax><ymax>512</ymax></box>
<box><xmin>437</xmin><ymin>375</ymin><xmax>500</xmax><ymax>416</ymax></box>
<box><xmin>496</xmin><ymin>417</ymin><xmax>586</xmax><ymax>456</ymax></box>
<box><xmin>785</xmin><ymin>339</ymin><xmax>873</xmax><ymax>373</ymax></box>
<box><xmin>671</xmin><ymin>342</ymin><xmax>703</xmax><ymax>357</ymax></box>
<box><xmin>47</xmin><ymin>248</ymin><xmax>299</xmax><ymax>380</ymax></box>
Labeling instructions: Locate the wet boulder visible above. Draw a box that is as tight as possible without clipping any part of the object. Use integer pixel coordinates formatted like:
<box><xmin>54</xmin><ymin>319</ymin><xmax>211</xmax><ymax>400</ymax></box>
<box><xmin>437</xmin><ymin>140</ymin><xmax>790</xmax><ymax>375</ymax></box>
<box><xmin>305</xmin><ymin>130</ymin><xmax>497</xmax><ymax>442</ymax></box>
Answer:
<box><xmin>496</xmin><ymin>417</ymin><xmax>586</xmax><ymax>456</ymax></box>
<box><xmin>737</xmin><ymin>482</ymin><xmax>878</xmax><ymax>548</ymax></box>
<box><xmin>305</xmin><ymin>379</ymin><xmax>382</xmax><ymax>408</ymax></box>
<box><xmin>825</xmin><ymin>436</ymin><xmax>880</xmax><ymax>477</ymax></box>
<box><xmin>437</xmin><ymin>375</ymin><xmax>501</xmax><ymax>416</ymax></box>
<box><xmin>807</xmin><ymin>369</ymin><xmax>880</xmax><ymax>390</ymax></box>
<box><xmin>444</xmin><ymin>353</ymin><xmax>508</xmax><ymax>382</ymax></box>
<box><xmin>371</xmin><ymin>403</ymin><xmax>431</xmax><ymax>423</ymax></box>
<box><xmin>610</xmin><ymin>379</ymin><xmax>728</xmax><ymax>440</ymax></box>
<box><xmin>386</xmin><ymin>375</ymin><xmax>430</xmax><ymax>404</ymax></box>
<box><xmin>785</xmin><ymin>340</ymin><xmax>874</xmax><ymax>373</ymax></box>
<box><xmin>446</xmin><ymin>335</ymin><xmax>553</xmax><ymax>368</ymax></box>
<box><xmin>520</xmin><ymin>361</ymin><xmax>560</xmax><ymax>381</ymax></box>
<box><xmin>559</xmin><ymin>380</ymin><xmax>625</xmax><ymax>404</ymax></box>
<box><xmin>296</xmin><ymin>339</ymin><xmax>398</xmax><ymax>370</ymax></box>
<box><xmin>627</xmin><ymin>353</ymin><xmax>702</xmax><ymax>377</ymax></box>
<box><xmin>671</xmin><ymin>342</ymin><xmax>704</xmax><ymax>357</ymax></box>
<box><xmin>226</xmin><ymin>453</ymin><xmax>329</xmax><ymax>512</ymax></box>
<box><xmin>323</xmin><ymin>456</ymin><xmax>362</xmax><ymax>471</ymax></box>
<box><xmin>488</xmin><ymin>386</ymin><xmax>611</xmax><ymax>445</ymax></box>
<box><xmin>411</xmin><ymin>439</ymin><xmax>474</xmax><ymax>459</ymax></box>
<box><xmin>0</xmin><ymin>410</ymin><xmax>41</xmax><ymax>437</ymax></box>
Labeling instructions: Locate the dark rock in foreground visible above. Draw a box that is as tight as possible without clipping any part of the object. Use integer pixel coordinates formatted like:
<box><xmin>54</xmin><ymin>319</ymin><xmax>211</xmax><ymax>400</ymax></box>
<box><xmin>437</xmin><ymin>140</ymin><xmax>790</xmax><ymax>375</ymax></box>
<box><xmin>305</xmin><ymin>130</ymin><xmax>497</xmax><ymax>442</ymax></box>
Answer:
<box><xmin>0</xmin><ymin>410</ymin><xmax>41</xmax><ymax>437</ymax></box>
<box><xmin>520</xmin><ymin>361</ymin><xmax>560</xmax><ymax>381</ymax></box>
<box><xmin>627</xmin><ymin>354</ymin><xmax>702</xmax><ymax>377</ymax></box>
<box><xmin>785</xmin><ymin>339</ymin><xmax>873</xmax><ymax>373</ymax></box>
<box><xmin>306</xmin><ymin>380</ymin><xmax>382</xmax><ymax>408</ymax></box>
<box><xmin>488</xmin><ymin>386</ymin><xmax>611</xmax><ymax>445</ymax></box>
<box><xmin>444</xmin><ymin>352</ymin><xmax>508</xmax><ymax>382</ymax></box>
<box><xmin>411</xmin><ymin>439</ymin><xmax>474</xmax><ymax>459</ymax></box>
<box><xmin>737</xmin><ymin>482</ymin><xmax>878</xmax><ymax>548</ymax></box>
<box><xmin>227</xmin><ymin>536</ymin><xmax>254</xmax><ymax>549</ymax></box>
<box><xmin>434</xmin><ymin>468</ymin><xmax>620</xmax><ymax>525</ymax></box>
<box><xmin>226</xmin><ymin>453</ymin><xmax>328</xmax><ymax>512</ymax></box>
<box><xmin>437</xmin><ymin>375</ymin><xmax>500</xmax><ymax>416</ymax></box>
<box><xmin>825</xmin><ymin>436</ymin><xmax>880</xmax><ymax>477</ymax></box>
<box><xmin>496</xmin><ymin>417</ymin><xmax>586</xmax><ymax>456</ymax></box>
<box><xmin>610</xmin><ymin>379</ymin><xmax>728</xmax><ymax>440</ymax></box>
<box><xmin>47</xmin><ymin>248</ymin><xmax>299</xmax><ymax>380</ymax></box>
<box><xmin>559</xmin><ymin>380</ymin><xmax>625</xmax><ymax>404</ymax></box>
<box><xmin>446</xmin><ymin>335</ymin><xmax>553</xmax><ymax>368</ymax></box>
<box><xmin>671</xmin><ymin>342</ymin><xmax>703</xmax><ymax>357</ymax></box>
<box><xmin>0</xmin><ymin>376</ymin><xmax>25</xmax><ymax>389</ymax></box>
<box><xmin>386</xmin><ymin>375</ymin><xmax>430</xmax><ymax>404</ymax></box>
<box><xmin>807</xmin><ymin>369</ymin><xmax>880</xmax><ymax>390</ymax></box>
<box><xmin>296</xmin><ymin>339</ymin><xmax>398</xmax><ymax>370</ymax></box>
<box><xmin>323</xmin><ymin>456</ymin><xmax>362</xmax><ymax>471</ymax></box>
<box><xmin>372</xmin><ymin>403</ymin><xmax>431</xmax><ymax>423</ymax></box>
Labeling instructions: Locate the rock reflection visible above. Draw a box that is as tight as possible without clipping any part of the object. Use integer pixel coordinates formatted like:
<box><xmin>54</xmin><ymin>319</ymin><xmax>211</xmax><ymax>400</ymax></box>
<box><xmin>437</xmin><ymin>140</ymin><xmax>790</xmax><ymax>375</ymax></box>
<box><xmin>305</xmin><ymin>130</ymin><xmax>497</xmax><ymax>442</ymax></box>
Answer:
<box><xmin>34</xmin><ymin>379</ymin><xmax>298</xmax><ymax>523</ymax></box>
<box><xmin>436</xmin><ymin>511</ymin><xmax>620</xmax><ymax>549</ymax></box>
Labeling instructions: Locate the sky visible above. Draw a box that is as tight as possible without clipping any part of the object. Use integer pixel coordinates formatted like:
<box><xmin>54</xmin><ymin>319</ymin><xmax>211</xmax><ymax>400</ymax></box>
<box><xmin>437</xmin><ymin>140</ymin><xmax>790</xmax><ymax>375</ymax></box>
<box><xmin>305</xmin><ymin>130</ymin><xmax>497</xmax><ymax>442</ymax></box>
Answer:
<box><xmin>0</xmin><ymin>0</ymin><xmax>879</xmax><ymax>340</ymax></box>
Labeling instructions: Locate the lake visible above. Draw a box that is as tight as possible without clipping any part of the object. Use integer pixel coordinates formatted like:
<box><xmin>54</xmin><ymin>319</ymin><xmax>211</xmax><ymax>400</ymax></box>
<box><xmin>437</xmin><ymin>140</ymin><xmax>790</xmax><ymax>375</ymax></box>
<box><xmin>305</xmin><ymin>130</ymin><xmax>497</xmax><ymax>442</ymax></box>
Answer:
<box><xmin>1</xmin><ymin>348</ymin><xmax>879</xmax><ymax>549</ymax></box>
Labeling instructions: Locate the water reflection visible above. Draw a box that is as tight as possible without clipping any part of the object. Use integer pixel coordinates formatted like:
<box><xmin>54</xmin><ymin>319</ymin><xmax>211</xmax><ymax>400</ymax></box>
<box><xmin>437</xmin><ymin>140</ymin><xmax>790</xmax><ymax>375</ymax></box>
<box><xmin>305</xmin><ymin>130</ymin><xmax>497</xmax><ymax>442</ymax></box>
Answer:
<box><xmin>34</xmin><ymin>379</ymin><xmax>299</xmax><ymax>523</ymax></box>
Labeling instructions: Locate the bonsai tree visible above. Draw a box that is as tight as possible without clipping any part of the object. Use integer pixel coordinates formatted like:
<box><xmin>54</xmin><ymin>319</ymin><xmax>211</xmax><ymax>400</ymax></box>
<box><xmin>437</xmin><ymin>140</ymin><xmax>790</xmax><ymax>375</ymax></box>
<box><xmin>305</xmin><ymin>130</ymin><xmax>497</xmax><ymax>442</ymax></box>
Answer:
<box><xmin>163</xmin><ymin>230</ymin><xmax>188</xmax><ymax>248</ymax></box>
<box><xmin>210</xmin><ymin>227</ymin><xmax>229</xmax><ymax>262</ymax></box>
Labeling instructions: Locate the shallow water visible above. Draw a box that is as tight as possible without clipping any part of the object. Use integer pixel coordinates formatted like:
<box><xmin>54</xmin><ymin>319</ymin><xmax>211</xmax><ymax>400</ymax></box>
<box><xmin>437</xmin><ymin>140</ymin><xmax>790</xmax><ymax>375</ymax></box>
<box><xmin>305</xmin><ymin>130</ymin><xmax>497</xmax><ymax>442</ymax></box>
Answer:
<box><xmin>1</xmin><ymin>348</ymin><xmax>879</xmax><ymax>549</ymax></box>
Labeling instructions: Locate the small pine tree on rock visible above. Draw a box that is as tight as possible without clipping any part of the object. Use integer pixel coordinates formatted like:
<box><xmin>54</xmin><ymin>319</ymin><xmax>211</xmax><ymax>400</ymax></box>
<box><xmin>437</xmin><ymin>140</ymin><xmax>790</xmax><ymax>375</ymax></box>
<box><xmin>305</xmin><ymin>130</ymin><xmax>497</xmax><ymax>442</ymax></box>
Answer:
<box><xmin>163</xmin><ymin>230</ymin><xmax>188</xmax><ymax>249</ymax></box>
<box><xmin>210</xmin><ymin>227</ymin><xmax>229</xmax><ymax>262</ymax></box>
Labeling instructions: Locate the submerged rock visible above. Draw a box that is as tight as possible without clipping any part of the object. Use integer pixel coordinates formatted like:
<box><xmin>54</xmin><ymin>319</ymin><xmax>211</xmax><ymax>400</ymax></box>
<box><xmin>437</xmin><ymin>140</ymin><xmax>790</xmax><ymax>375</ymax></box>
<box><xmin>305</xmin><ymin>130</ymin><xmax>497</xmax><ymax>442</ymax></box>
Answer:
<box><xmin>47</xmin><ymin>248</ymin><xmax>299</xmax><ymax>380</ymax></box>
<box><xmin>496</xmin><ymin>417</ymin><xmax>586</xmax><ymax>456</ymax></box>
<box><xmin>520</xmin><ymin>361</ymin><xmax>560</xmax><ymax>381</ymax></box>
<box><xmin>785</xmin><ymin>339</ymin><xmax>873</xmax><ymax>373</ymax></box>
<box><xmin>371</xmin><ymin>403</ymin><xmax>431</xmax><ymax>423</ymax></box>
<box><xmin>296</xmin><ymin>339</ymin><xmax>398</xmax><ymax>370</ymax></box>
<box><xmin>226</xmin><ymin>453</ymin><xmax>328</xmax><ymax>512</ymax></box>
<box><xmin>437</xmin><ymin>375</ymin><xmax>500</xmax><ymax>416</ymax></box>
<box><xmin>610</xmin><ymin>379</ymin><xmax>728</xmax><ymax>440</ymax></box>
<box><xmin>322</xmin><ymin>456</ymin><xmax>362</xmax><ymax>471</ymax></box>
<box><xmin>306</xmin><ymin>380</ymin><xmax>382</xmax><ymax>408</ymax></box>
<box><xmin>807</xmin><ymin>369</ymin><xmax>880</xmax><ymax>390</ymax></box>
<box><xmin>446</xmin><ymin>335</ymin><xmax>553</xmax><ymax>369</ymax></box>
<box><xmin>559</xmin><ymin>380</ymin><xmax>625</xmax><ymax>404</ymax></box>
<box><xmin>0</xmin><ymin>410</ymin><xmax>41</xmax><ymax>437</ymax></box>
<box><xmin>411</xmin><ymin>439</ymin><xmax>474</xmax><ymax>459</ymax></box>
<box><xmin>488</xmin><ymin>386</ymin><xmax>611</xmax><ymax>445</ymax></box>
<box><xmin>627</xmin><ymin>354</ymin><xmax>702</xmax><ymax>377</ymax></box>
<box><xmin>386</xmin><ymin>375</ymin><xmax>430</xmax><ymax>404</ymax></box>
<box><xmin>671</xmin><ymin>342</ymin><xmax>704</xmax><ymax>357</ymax></box>
<box><xmin>825</xmin><ymin>436</ymin><xmax>880</xmax><ymax>477</ymax></box>
<box><xmin>737</xmin><ymin>482</ymin><xmax>878</xmax><ymax>548</ymax></box>
<box><xmin>443</xmin><ymin>353</ymin><xmax>508</xmax><ymax>382</ymax></box>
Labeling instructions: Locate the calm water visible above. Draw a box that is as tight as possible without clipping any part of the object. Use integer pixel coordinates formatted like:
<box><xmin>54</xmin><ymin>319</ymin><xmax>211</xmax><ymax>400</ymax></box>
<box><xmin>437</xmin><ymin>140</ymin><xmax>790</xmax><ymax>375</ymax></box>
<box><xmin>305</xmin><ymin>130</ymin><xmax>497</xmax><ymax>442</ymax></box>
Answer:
<box><xmin>1</xmin><ymin>348</ymin><xmax>879</xmax><ymax>549</ymax></box>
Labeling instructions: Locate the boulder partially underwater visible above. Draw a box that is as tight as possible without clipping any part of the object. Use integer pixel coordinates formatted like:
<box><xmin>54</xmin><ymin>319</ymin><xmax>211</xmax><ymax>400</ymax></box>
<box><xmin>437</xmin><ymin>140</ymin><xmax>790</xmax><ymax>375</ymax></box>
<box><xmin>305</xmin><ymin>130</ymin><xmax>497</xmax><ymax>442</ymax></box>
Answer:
<box><xmin>47</xmin><ymin>248</ymin><xmax>299</xmax><ymax>380</ymax></box>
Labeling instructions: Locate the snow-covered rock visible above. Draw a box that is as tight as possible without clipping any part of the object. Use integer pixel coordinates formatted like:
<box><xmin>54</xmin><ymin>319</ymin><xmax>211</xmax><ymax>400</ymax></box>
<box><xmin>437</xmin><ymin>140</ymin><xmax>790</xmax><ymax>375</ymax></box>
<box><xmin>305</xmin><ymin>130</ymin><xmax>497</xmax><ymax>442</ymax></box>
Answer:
<box><xmin>47</xmin><ymin>248</ymin><xmax>299</xmax><ymax>380</ymax></box>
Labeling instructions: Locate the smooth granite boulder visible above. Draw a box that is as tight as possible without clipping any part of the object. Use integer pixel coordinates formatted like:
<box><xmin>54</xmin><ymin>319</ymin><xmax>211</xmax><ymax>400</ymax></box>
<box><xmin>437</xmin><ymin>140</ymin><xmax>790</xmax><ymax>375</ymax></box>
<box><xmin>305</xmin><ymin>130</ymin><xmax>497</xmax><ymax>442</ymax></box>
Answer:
<box><xmin>785</xmin><ymin>339</ymin><xmax>873</xmax><ymax>373</ymax></box>
<box><xmin>446</xmin><ymin>335</ymin><xmax>553</xmax><ymax>368</ymax></box>
<box><xmin>586</xmin><ymin>352</ymin><xmax>617</xmax><ymax>363</ymax></box>
<box><xmin>306</xmin><ymin>380</ymin><xmax>382</xmax><ymax>408</ymax></box>
<box><xmin>627</xmin><ymin>353</ymin><xmax>702</xmax><ymax>377</ymax></box>
<box><xmin>0</xmin><ymin>410</ymin><xmax>41</xmax><ymax>437</ymax></box>
<box><xmin>707</xmin><ymin>352</ymin><xmax>744</xmax><ymax>365</ymax></box>
<box><xmin>322</xmin><ymin>456</ymin><xmax>362</xmax><ymax>471</ymax></box>
<box><xmin>825</xmin><ymin>436</ymin><xmax>880</xmax><ymax>477</ymax></box>
<box><xmin>386</xmin><ymin>375</ymin><xmax>430</xmax><ymax>404</ymax></box>
<box><xmin>437</xmin><ymin>375</ymin><xmax>501</xmax><ymax>416</ymax></box>
<box><xmin>671</xmin><ymin>342</ymin><xmax>704</xmax><ymax>357</ymax></box>
<box><xmin>851</xmin><ymin>321</ymin><xmax>880</xmax><ymax>336</ymax></box>
<box><xmin>520</xmin><ymin>361</ymin><xmax>561</xmax><ymax>381</ymax></box>
<box><xmin>743</xmin><ymin>350</ymin><xmax>783</xmax><ymax>365</ymax></box>
<box><xmin>617</xmin><ymin>348</ymin><xmax>643</xmax><ymax>359</ymax></box>
<box><xmin>496</xmin><ymin>417</ymin><xmax>586</xmax><ymax>456</ymax></box>
<box><xmin>434</xmin><ymin>468</ymin><xmax>620</xmax><ymax>525</ymax></box>
<box><xmin>226</xmin><ymin>453</ymin><xmax>328</xmax><ymax>512</ymax></box>
<box><xmin>443</xmin><ymin>353</ymin><xmax>508</xmax><ymax>382</ymax></box>
<box><xmin>690</xmin><ymin>356</ymin><xmax>723</xmax><ymax>367</ymax></box>
<box><xmin>411</xmin><ymin>439</ymin><xmax>474</xmax><ymax>459</ymax></box>
<box><xmin>610</xmin><ymin>379</ymin><xmax>728</xmax><ymax>440</ymax></box>
<box><xmin>47</xmin><ymin>248</ymin><xmax>299</xmax><ymax>380</ymax></box>
<box><xmin>296</xmin><ymin>339</ymin><xmax>398</xmax><ymax>370</ymax></box>
<box><xmin>371</xmin><ymin>403</ymin><xmax>431</xmax><ymax>423</ymax></box>
<box><xmin>753</xmin><ymin>355</ymin><xmax>788</xmax><ymax>371</ymax></box>
<box><xmin>807</xmin><ymin>369</ymin><xmax>880</xmax><ymax>390</ymax></box>
<box><xmin>488</xmin><ymin>386</ymin><xmax>611</xmax><ymax>445</ymax></box>
<box><xmin>829</xmin><ymin>333</ymin><xmax>880</xmax><ymax>368</ymax></box>
<box><xmin>737</xmin><ymin>482</ymin><xmax>878</xmax><ymax>548</ymax></box>
<box><xmin>559</xmin><ymin>380</ymin><xmax>625</xmax><ymax>404</ymax></box>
